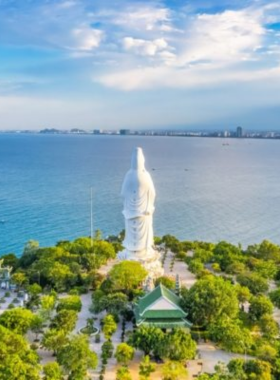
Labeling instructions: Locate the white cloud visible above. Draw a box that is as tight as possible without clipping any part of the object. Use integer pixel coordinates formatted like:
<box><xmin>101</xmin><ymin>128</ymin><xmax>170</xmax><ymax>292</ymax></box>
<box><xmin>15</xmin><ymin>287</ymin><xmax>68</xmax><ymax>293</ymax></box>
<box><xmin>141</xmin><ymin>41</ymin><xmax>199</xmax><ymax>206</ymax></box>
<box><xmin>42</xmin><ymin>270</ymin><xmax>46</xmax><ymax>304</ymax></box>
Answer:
<box><xmin>71</xmin><ymin>27</ymin><xmax>103</xmax><ymax>51</ymax></box>
<box><xmin>113</xmin><ymin>6</ymin><xmax>171</xmax><ymax>31</ymax></box>
<box><xmin>123</xmin><ymin>37</ymin><xmax>168</xmax><ymax>56</ymax></box>
<box><xmin>57</xmin><ymin>1</ymin><xmax>77</xmax><ymax>9</ymax></box>
<box><xmin>97</xmin><ymin>4</ymin><xmax>280</xmax><ymax>90</ymax></box>
<box><xmin>97</xmin><ymin>62</ymin><xmax>280</xmax><ymax>91</ymax></box>
<box><xmin>177</xmin><ymin>9</ymin><xmax>265</xmax><ymax>67</ymax></box>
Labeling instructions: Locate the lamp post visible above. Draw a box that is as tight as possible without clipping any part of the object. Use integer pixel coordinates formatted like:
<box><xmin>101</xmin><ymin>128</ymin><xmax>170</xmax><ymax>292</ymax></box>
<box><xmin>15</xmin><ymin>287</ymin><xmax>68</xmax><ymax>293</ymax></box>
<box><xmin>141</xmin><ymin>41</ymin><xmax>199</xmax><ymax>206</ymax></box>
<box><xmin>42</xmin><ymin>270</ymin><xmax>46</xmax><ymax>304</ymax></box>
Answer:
<box><xmin>90</xmin><ymin>187</ymin><xmax>93</xmax><ymax>248</ymax></box>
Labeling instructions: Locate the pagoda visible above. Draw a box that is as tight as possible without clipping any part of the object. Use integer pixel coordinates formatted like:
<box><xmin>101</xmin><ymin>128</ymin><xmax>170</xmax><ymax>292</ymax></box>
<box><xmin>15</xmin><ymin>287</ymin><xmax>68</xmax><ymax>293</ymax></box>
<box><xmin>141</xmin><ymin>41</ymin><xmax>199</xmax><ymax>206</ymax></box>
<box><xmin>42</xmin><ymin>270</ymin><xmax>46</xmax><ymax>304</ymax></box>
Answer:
<box><xmin>134</xmin><ymin>283</ymin><xmax>192</xmax><ymax>329</ymax></box>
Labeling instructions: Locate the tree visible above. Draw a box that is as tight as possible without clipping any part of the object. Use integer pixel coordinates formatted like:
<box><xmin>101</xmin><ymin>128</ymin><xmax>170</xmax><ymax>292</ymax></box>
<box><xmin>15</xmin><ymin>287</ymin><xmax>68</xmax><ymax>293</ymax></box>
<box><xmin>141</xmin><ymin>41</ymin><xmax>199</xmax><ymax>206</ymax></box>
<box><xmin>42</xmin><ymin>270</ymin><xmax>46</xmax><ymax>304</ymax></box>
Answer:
<box><xmin>27</xmin><ymin>283</ymin><xmax>42</xmax><ymax>307</ymax></box>
<box><xmin>248</xmin><ymin>258</ymin><xmax>277</xmax><ymax>280</ymax></box>
<box><xmin>155</xmin><ymin>276</ymin><xmax>176</xmax><ymax>290</ymax></box>
<box><xmin>0</xmin><ymin>308</ymin><xmax>36</xmax><ymax>334</ymax></box>
<box><xmin>42</xmin><ymin>329</ymin><xmax>68</xmax><ymax>355</ymax></box>
<box><xmin>209</xmin><ymin>318</ymin><xmax>252</xmax><ymax>354</ymax></box>
<box><xmin>11</xmin><ymin>272</ymin><xmax>28</xmax><ymax>288</ymax></box>
<box><xmin>30</xmin><ymin>314</ymin><xmax>44</xmax><ymax>341</ymax></box>
<box><xmin>236</xmin><ymin>272</ymin><xmax>269</xmax><ymax>295</ymax></box>
<box><xmin>256</xmin><ymin>240</ymin><xmax>280</xmax><ymax>262</ymax></box>
<box><xmin>188</xmin><ymin>259</ymin><xmax>204</xmax><ymax>274</ymax></box>
<box><xmin>57</xmin><ymin>334</ymin><xmax>98</xmax><ymax>380</ymax></box>
<box><xmin>183</xmin><ymin>276</ymin><xmax>239</xmax><ymax>326</ymax></box>
<box><xmin>161</xmin><ymin>360</ymin><xmax>187</xmax><ymax>380</ymax></box>
<box><xmin>102</xmin><ymin>314</ymin><xmax>117</xmax><ymax>340</ymax></box>
<box><xmin>48</xmin><ymin>262</ymin><xmax>75</xmax><ymax>291</ymax></box>
<box><xmin>269</xmin><ymin>288</ymin><xmax>280</xmax><ymax>308</ymax></box>
<box><xmin>163</xmin><ymin>328</ymin><xmax>196</xmax><ymax>361</ymax></box>
<box><xmin>259</xmin><ymin>314</ymin><xmax>279</xmax><ymax>340</ymax></box>
<box><xmin>226</xmin><ymin>359</ymin><xmax>247</xmax><ymax>379</ymax></box>
<box><xmin>256</xmin><ymin>344</ymin><xmax>277</xmax><ymax>363</ymax></box>
<box><xmin>51</xmin><ymin>309</ymin><xmax>78</xmax><ymax>333</ymax></box>
<box><xmin>43</xmin><ymin>362</ymin><xmax>63</xmax><ymax>380</ymax></box>
<box><xmin>249</xmin><ymin>295</ymin><xmax>273</xmax><ymax>322</ymax></box>
<box><xmin>193</xmin><ymin>248</ymin><xmax>213</xmax><ymax>263</ymax></box>
<box><xmin>226</xmin><ymin>262</ymin><xmax>246</xmax><ymax>275</ymax></box>
<box><xmin>57</xmin><ymin>295</ymin><xmax>82</xmax><ymax>312</ymax></box>
<box><xmin>109</xmin><ymin>261</ymin><xmax>147</xmax><ymax>293</ymax></box>
<box><xmin>19</xmin><ymin>240</ymin><xmax>39</xmax><ymax>268</ymax></box>
<box><xmin>27</xmin><ymin>283</ymin><xmax>42</xmax><ymax>297</ymax></box>
<box><xmin>116</xmin><ymin>366</ymin><xmax>132</xmax><ymax>380</ymax></box>
<box><xmin>213</xmin><ymin>241</ymin><xmax>243</xmax><ymax>271</ymax></box>
<box><xmin>0</xmin><ymin>325</ymin><xmax>40</xmax><ymax>380</ymax></box>
<box><xmin>130</xmin><ymin>325</ymin><xmax>164</xmax><ymax>356</ymax></box>
<box><xmin>101</xmin><ymin>340</ymin><xmax>114</xmax><ymax>360</ymax></box>
<box><xmin>92</xmin><ymin>291</ymin><xmax>128</xmax><ymax>316</ymax></box>
<box><xmin>235</xmin><ymin>284</ymin><xmax>251</xmax><ymax>306</ymax></box>
<box><xmin>198</xmin><ymin>358</ymin><xmax>272</xmax><ymax>380</ymax></box>
<box><xmin>41</xmin><ymin>294</ymin><xmax>56</xmax><ymax>320</ymax></box>
<box><xmin>139</xmin><ymin>355</ymin><xmax>156</xmax><ymax>380</ymax></box>
<box><xmin>0</xmin><ymin>253</ymin><xmax>19</xmax><ymax>270</ymax></box>
<box><xmin>67</xmin><ymin>237</ymin><xmax>116</xmax><ymax>271</ymax></box>
<box><xmin>212</xmin><ymin>263</ymin><xmax>221</xmax><ymax>272</ymax></box>
<box><xmin>115</xmin><ymin>343</ymin><xmax>134</xmax><ymax>366</ymax></box>
<box><xmin>243</xmin><ymin>359</ymin><xmax>272</xmax><ymax>380</ymax></box>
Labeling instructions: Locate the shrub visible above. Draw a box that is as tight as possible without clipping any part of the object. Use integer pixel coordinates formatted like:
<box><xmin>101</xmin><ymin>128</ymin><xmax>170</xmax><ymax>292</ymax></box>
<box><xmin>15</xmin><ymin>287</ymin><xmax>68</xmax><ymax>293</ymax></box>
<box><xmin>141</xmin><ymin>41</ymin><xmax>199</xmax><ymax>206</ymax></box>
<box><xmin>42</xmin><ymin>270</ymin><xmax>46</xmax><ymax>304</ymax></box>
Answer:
<box><xmin>101</xmin><ymin>340</ymin><xmax>114</xmax><ymax>359</ymax></box>
<box><xmin>56</xmin><ymin>295</ymin><xmax>82</xmax><ymax>312</ymax></box>
<box><xmin>69</xmin><ymin>289</ymin><xmax>79</xmax><ymax>295</ymax></box>
<box><xmin>30</xmin><ymin>343</ymin><xmax>39</xmax><ymax>350</ymax></box>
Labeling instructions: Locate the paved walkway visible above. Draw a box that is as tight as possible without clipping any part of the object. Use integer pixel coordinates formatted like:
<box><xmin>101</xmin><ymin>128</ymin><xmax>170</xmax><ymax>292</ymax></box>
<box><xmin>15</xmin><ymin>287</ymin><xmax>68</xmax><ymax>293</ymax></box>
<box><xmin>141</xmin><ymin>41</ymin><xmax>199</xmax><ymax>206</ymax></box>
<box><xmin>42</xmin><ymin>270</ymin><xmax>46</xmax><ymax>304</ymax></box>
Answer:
<box><xmin>198</xmin><ymin>342</ymin><xmax>250</xmax><ymax>374</ymax></box>
<box><xmin>0</xmin><ymin>289</ymin><xmax>26</xmax><ymax>314</ymax></box>
<box><xmin>163</xmin><ymin>250</ymin><xmax>197</xmax><ymax>289</ymax></box>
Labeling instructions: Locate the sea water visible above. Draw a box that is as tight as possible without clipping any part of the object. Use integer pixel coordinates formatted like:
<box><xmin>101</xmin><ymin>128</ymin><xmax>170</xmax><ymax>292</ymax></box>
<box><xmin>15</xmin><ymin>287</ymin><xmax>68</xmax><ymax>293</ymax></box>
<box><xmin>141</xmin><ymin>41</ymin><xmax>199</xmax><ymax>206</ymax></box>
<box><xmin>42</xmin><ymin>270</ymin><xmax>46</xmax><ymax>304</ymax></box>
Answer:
<box><xmin>0</xmin><ymin>134</ymin><xmax>280</xmax><ymax>255</ymax></box>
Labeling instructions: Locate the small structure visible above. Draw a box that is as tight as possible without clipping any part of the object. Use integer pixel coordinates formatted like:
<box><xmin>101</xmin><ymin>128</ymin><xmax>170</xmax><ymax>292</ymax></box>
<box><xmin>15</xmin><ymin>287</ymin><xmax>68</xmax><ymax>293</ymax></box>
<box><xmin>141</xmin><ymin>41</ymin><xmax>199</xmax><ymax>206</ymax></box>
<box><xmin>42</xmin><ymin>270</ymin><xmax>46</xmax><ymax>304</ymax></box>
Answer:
<box><xmin>0</xmin><ymin>260</ymin><xmax>12</xmax><ymax>290</ymax></box>
<box><xmin>134</xmin><ymin>283</ymin><xmax>192</xmax><ymax>329</ymax></box>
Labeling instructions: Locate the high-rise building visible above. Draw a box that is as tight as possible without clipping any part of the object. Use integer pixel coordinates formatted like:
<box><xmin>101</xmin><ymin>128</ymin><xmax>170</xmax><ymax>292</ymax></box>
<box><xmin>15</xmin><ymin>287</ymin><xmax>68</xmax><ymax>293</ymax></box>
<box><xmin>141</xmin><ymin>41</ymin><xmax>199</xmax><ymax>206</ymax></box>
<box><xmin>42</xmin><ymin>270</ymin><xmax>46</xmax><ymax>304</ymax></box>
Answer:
<box><xmin>236</xmin><ymin>126</ymin><xmax>243</xmax><ymax>138</ymax></box>
<box><xmin>120</xmin><ymin>129</ymin><xmax>130</xmax><ymax>135</ymax></box>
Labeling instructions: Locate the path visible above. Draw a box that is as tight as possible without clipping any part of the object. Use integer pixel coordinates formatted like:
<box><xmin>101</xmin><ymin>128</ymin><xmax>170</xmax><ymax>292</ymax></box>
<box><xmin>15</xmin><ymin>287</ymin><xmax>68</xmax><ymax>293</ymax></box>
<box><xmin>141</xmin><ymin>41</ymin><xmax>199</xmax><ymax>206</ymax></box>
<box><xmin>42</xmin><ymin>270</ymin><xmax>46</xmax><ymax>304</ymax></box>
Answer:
<box><xmin>163</xmin><ymin>250</ymin><xmax>197</xmax><ymax>289</ymax></box>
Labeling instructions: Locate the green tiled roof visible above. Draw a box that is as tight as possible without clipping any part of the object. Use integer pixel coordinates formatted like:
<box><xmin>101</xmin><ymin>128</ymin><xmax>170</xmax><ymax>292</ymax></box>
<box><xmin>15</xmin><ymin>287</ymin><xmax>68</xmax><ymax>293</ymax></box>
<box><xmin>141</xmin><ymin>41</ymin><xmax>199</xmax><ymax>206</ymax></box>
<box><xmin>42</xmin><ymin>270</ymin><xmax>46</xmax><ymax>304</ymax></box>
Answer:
<box><xmin>142</xmin><ymin>309</ymin><xmax>186</xmax><ymax>319</ymax></box>
<box><xmin>137</xmin><ymin>318</ymin><xmax>192</xmax><ymax>329</ymax></box>
<box><xmin>137</xmin><ymin>283</ymin><xmax>183</xmax><ymax>314</ymax></box>
<box><xmin>134</xmin><ymin>284</ymin><xmax>192</xmax><ymax>328</ymax></box>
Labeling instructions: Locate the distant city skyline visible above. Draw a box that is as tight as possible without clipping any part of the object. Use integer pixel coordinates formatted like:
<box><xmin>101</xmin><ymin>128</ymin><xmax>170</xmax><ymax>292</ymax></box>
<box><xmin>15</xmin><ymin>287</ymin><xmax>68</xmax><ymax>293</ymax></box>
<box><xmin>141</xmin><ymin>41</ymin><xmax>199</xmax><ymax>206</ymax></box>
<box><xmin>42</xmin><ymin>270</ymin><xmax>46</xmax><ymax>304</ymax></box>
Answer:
<box><xmin>0</xmin><ymin>0</ymin><xmax>280</xmax><ymax>130</ymax></box>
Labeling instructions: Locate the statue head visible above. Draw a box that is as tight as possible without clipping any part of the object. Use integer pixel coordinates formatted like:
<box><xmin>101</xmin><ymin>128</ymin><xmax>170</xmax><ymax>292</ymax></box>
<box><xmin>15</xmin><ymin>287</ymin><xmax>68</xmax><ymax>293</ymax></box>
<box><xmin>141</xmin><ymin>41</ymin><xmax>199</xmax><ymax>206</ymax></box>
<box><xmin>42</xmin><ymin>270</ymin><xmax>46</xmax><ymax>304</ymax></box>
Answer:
<box><xmin>131</xmin><ymin>147</ymin><xmax>145</xmax><ymax>171</ymax></box>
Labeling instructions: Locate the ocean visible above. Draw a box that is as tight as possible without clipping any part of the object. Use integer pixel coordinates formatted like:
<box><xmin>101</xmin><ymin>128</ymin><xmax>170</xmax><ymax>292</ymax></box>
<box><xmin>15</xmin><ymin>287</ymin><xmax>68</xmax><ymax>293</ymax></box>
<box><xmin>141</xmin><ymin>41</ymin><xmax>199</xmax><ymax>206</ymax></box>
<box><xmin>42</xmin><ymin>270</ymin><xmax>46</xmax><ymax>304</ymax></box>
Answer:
<box><xmin>0</xmin><ymin>133</ymin><xmax>280</xmax><ymax>256</ymax></box>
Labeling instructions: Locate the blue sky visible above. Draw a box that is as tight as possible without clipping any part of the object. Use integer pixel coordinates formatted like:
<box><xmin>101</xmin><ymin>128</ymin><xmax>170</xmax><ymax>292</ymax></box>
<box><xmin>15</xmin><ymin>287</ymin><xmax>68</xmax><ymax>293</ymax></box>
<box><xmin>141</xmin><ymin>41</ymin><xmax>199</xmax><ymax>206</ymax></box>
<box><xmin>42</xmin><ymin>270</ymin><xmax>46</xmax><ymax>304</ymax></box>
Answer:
<box><xmin>0</xmin><ymin>0</ymin><xmax>280</xmax><ymax>130</ymax></box>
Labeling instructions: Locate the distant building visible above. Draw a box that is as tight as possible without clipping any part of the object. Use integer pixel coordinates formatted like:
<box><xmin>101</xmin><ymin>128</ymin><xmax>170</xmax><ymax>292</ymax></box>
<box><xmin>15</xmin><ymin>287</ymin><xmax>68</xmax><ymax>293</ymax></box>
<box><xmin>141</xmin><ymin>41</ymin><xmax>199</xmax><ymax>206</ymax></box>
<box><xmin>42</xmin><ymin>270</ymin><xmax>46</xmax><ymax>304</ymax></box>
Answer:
<box><xmin>236</xmin><ymin>126</ymin><xmax>243</xmax><ymax>138</ymax></box>
<box><xmin>120</xmin><ymin>129</ymin><xmax>130</xmax><ymax>135</ymax></box>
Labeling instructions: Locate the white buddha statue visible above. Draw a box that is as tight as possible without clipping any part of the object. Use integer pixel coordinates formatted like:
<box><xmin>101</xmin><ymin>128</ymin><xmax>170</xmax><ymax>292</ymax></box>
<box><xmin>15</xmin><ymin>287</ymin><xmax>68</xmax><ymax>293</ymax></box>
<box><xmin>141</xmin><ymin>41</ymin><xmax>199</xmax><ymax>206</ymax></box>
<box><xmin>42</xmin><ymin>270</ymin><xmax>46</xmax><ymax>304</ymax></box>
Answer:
<box><xmin>118</xmin><ymin>147</ymin><xmax>164</xmax><ymax>278</ymax></box>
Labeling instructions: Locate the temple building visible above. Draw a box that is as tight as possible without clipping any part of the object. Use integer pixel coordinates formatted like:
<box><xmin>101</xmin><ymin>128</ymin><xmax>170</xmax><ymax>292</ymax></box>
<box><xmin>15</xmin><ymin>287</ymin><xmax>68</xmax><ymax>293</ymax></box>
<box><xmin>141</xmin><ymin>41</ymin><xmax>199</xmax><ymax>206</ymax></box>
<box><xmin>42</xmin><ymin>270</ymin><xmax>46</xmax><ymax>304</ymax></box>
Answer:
<box><xmin>134</xmin><ymin>283</ymin><xmax>192</xmax><ymax>329</ymax></box>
